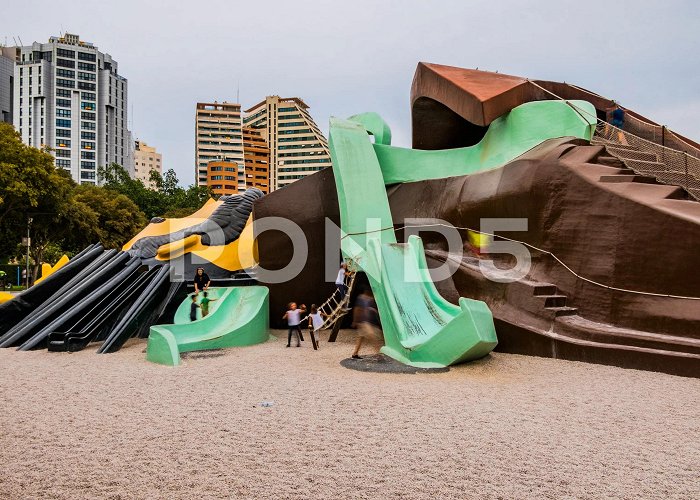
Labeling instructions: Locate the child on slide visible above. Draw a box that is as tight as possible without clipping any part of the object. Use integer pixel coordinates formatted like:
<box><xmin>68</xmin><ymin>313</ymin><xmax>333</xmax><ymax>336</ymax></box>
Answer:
<box><xmin>200</xmin><ymin>291</ymin><xmax>218</xmax><ymax>318</ymax></box>
<box><xmin>189</xmin><ymin>294</ymin><xmax>200</xmax><ymax>321</ymax></box>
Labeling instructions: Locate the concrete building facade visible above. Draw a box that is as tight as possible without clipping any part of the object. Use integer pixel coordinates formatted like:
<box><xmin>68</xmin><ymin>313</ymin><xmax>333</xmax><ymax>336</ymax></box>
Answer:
<box><xmin>195</xmin><ymin>101</ymin><xmax>244</xmax><ymax>190</ymax></box>
<box><xmin>12</xmin><ymin>33</ymin><xmax>132</xmax><ymax>185</ymax></box>
<box><xmin>206</xmin><ymin>160</ymin><xmax>240</xmax><ymax>196</ymax></box>
<box><xmin>242</xmin><ymin>127</ymin><xmax>270</xmax><ymax>194</ymax></box>
<box><xmin>134</xmin><ymin>140</ymin><xmax>162</xmax><ymax>189</ymax></box>
<box><xmin>243</xmin><ymin>96</ymin><xmax>330</xmax><ymax>190</ymax></box>
<box><xmin>0</xmin><ymin>47</ymin><xmax>18</xmax><ymax>124</ymax></box>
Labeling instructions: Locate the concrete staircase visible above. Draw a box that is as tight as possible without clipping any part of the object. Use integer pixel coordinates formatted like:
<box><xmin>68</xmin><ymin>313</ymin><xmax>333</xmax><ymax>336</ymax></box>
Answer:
<box><xmin>591</xmin><ymin>137</ymin><xmax>700</xmax><ymax>200</ymax></box>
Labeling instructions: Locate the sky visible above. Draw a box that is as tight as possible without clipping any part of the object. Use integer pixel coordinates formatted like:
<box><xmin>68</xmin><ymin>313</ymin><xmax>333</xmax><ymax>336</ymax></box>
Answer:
<box><xmin>3</xmin><ymin>0</ymin><xmax>699</xmax><ymax>185</ymax></box>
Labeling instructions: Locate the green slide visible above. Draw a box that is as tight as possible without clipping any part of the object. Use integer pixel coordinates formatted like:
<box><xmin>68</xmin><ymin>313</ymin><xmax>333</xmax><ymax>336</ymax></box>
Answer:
<box><xmin>352</xmin><ymin>100</ymin><xmax>596</xmax><ymax>184</ymax></box>
<box><xmin>330</xmin><ymin>100</ymin><xmax>594</xmax><ymax>367</ymax></box>
<box><xmin>146</xmin><ymin>286</ymin><xmax>269</xmax><ymax>366</ymax></box>
<box><xmin>329</xmin><ymin>116</ymin><xmax>499</xmax><ymax>368</ymax></box>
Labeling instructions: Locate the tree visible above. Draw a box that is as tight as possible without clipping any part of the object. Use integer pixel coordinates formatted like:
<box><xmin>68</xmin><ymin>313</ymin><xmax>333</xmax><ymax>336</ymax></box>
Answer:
<box><xmin>72</xmin><ymin>185</ymin><xmax>146</xmax><ymax>248</ymax></box>
<box><xmin>0</xmin><ymin>122</ymin><xmax>60</xmax><ymax>260</ymax></box>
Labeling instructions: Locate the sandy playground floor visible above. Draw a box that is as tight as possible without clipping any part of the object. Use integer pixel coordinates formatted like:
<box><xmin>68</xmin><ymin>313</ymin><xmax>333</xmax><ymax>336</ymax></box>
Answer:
<box><xmin>0</xmin><ymin>329</ymin><xmax>698</xmax><ymax>499</ymax></box>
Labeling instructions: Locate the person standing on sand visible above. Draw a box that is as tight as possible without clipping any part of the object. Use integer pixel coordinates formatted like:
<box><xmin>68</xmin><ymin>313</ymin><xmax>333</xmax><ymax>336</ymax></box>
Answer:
<box><xmin>193</xmin><ymin>267</ymin><xmax>210</xmax><ymax>294</ymax></box>
<box><xmin>351</xmin><ymin>287</ymin><xmax>383</xmax><ymax>359</ymax></box>
<box><xmin>283</xmin><ymin>302</ymin><xmax>306</xmax><ymax>347</ymax></box>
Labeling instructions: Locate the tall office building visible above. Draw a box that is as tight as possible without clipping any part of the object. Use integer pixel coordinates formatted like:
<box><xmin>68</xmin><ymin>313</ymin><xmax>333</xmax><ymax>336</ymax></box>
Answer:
<box><xmin>0</xmin><ymin>47</ymin><xmax>18</xmax><ymax>123</ymax></box>
<box><xmin>134</xmin><ymin>140</ymin><xmax>162</xmax><ymax>189</ymax></box>
<box><xmin>243</xmin><ymin>96</ymin><xmax>330</xmax><ymax>191</ymax></box>
<box><xmin>195</xmin><ymin>101</ymin><xmax>245</xmax><ymax>189</ymax></box>
<box><xmin>12</xmin><ymin>33</ymin><xmax>132</xmax><ymax>184</ymax></box>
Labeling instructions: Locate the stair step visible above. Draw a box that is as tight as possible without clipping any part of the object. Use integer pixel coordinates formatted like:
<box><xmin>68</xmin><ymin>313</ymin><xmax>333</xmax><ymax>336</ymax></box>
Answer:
<box><xmin>623</xmin><ymin>159</ymin><xmax>667</xmax><ymax>174</ymax></box>
<box><xmin>599</xmin><ymin>174</ymin><xmax>658</xmax><ymax>184</ymax></box>
<box><xmin>543</xmin><ymin>295</ymin><xmax>568</xmax><ymax>307</ymax></box>
<box><xmin>546</xmin><ymin>306</ymin><xmax>579</xmax><ymax>317</ymax></box>
<box><xmin>597</xmin><ymin>155</ymin><xmax>626</xmax><ymax>168</ymax></box>
<box><xmin>607</xmin><ymin>147</ymin><xmax>657</xmax><ymax>162</ymax></box>
<box><xmin>600</xmin><ymin>142</ymin><xmax>640</xmax><ymax>151</ymax></box>
<box><xmin>533</xmin><ymin>284</ymin><xmax>557</xmax><ymax>296</ymax></box>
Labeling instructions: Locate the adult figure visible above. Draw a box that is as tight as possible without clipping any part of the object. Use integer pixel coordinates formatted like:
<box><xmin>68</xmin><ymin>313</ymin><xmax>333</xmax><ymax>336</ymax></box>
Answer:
<box><xmin>193</xmin><ymin>267</ymin><xmax>211</xmax><ymax>294</ymax></box>
<box><xmin>351</xmin><ymin>287</ymin><xmax>383</xmax><ymax>359</ymax></box>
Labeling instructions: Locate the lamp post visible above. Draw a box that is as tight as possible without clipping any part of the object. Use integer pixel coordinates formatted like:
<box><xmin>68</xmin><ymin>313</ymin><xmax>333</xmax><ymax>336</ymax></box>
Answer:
<box><xmin>25</xmin><ymin>217</ymin><xmax>32</xmax><ymax>288</ymax></box>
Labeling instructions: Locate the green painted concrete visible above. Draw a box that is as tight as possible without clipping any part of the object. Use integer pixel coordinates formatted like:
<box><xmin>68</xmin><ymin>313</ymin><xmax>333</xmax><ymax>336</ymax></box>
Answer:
<box><xmin>368</xmin><ymin>99</ymin><xmax>596</xmax><ymax>184</ymax></box>
<box><xmin>146</xmin><ymin>286</ymin><xmax>269</xmax><ymax>366</ymax></box>
<box><xmin>329</xmin><ymin>116</ymin><xmax>498</xmax><ymax>368</ymax></box>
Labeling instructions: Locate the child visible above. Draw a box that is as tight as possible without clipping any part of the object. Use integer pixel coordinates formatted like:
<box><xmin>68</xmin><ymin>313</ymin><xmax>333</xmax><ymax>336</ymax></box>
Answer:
<box><xmin>308</xmin><ymin>304</ymin><xmax>327</xmax><ymax>349</ymax></box>
<box><xmin>283</xmin><ymin>302</ymin><xmax>306</xmax><ymax>347</ymax></box>
<box><xmin>189</xmin><ymin>294</ymin><xmax>200</xmax><ymax>321</ymax></box>
<box><xmin>200</xmin><ymin>291</ymin><xmax>218</xmax><ymax>318</ymax></box>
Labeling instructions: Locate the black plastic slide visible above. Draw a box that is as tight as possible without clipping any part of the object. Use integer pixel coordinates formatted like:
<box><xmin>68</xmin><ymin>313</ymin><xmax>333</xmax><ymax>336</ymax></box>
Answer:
<box><xmin>0</xmin><ymin>248</ymin><xmax>119</xmax><ymax>346</ymax></box>
<box><xmin>48</xmin><ymin>266</ymin><xmax>160</xmax><ymax>352</ymax></box>
<box><xmin>18</xmin><ymin>257</ymin><xmax>143</xmax><ymax>350</ymax></box>
<box><xmin>0</xmin><ymin>244</ymin><xmax>103</xmax><ymax>337</ymax></box>
<box><xmin>0</xmin><ymin>251</ymin><xmax>131</xmax><ymax>348</ymax></box>
<box><xmin>98</xmin><ymin>265</ymin><xmax>183</xmax><ymax>353</ymax></box>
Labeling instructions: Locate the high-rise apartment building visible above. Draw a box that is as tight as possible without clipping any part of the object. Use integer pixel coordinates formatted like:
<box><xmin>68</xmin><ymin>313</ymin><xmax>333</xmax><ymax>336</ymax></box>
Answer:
<box><xmin>205</xmin><ymin>128</ymin><xmax>270</xmax><ymax>197</ymax></box>
<box><xmin>134</xmin><ymin>140</ymin><xmax>162</xmax><ymax>189</ymax></box>
<box><xmin>12</xmin><ymin>33</ymin><xmax>132</xmax><ymax>185</ymax></box>
<box><xmin>0</xmin><ymin>47</ymin><xmax>17</xmax><ymax>123</ymax></box>
<box><xmin>242</xmin><ymin>127</ymin><xmax>270</xmax><ymax>194</ymax></box>
<box><xmin>243</xmin><ymin>96</ymin><xmax>330</xmax><ymax>190</ymax></box>
<box><xmin>195</xmin><ymin>102</ymin><xmax>244</xmax><ymax>189</ymax></box>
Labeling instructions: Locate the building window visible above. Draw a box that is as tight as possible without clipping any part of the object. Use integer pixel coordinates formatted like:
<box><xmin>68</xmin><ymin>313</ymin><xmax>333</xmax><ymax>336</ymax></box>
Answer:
<box><xmin>77</xmin><ymin>62</ymin><xmax>96</xmax><ymax>71</ymax></box>
<box><xmin>80</xmin><ymin>171</ymin><xmax>96</xmax><ymax>180</ymax></box>
<box><xmin>56</xmin><ymin>48</ymin><xmax>75</xmax><ymax>58</ymax></box>
<box><xmin>81</xmin><ymin>91</ymin><xmax>96</xmax><ymax>101</ymax></box>
<box><xmin>55</xmin><ymin>149</ymin><xmax>71</xmax><ymax>158</ymax></box>
<box><xmin>81</xmin><ymin>151</ymin><xmax>95</xmax><ymax>159</ymax></box>
<box><xmin>56</xmin><ymin>139</ymin><xmax>71</xmax><ymax>148</ymax></box>
<box><xmin>56</xmin><ymin>88</ymin><xmax>71</xmax><ymax>98</ymax></box>
<box><xmin>56</xmin><ymin>129</ymin><xmax>71</xmax><ymax>138</ymax></box>
<box><xmin>56</xmin><ymin>98</ymin><xmax>71</xmax><ymax>108</ymax></box>
<box><xmin>80</xmin><ymin>161</ymin><xmax>96</xmax><ymax>169</ymax></box>
<box><xmin>56</xmin><ymin>109</ymin><xmax>71</xmax><ymax>117</ymax></box>
<box><xmin>56</xmin><ymin>159</ymin><xmax>71</xmax><ymax>168</ymax></box>
<box><xmin>81</xmin><ymin>141</ymin><xmax>95</xmax><ymax>150</ymax></box>
<box><xmin>78</xmin><ymin>71</ymin><xmax>96</xmax><ymax>81</ymax></box>
<box><xmin>81</xmin><ymin>131</ymin><xmax>95</xmax><ymax>140</ymax></box>
<box><xmin>77</xmin><ymin>52</ymin><xmax>96</xmax><ymax>62</ymax></box>
<box><xmin>56</xmin><ymin>58</ymin><xmax>75</xmax><ymax>68</ymax></box>
<box><xmin>56</xmin><ymin>119</ymin><xmax>71</xmax><ymax>127</ymax></box>
<box><xmin>81</xmin><ymin>112</ymin><xmax>96</xmax><ymax>121</ymax></box>
<box><xmin>81</xmin><ymin>122</ymin><xmax>96</xmax><ymax>130</ymax></box>
<box><xmin>77</xmin><ymin>82</ymin><xmax>96</xmax><ymax>91</ymax></box>
<box><xmin>56</xmin><ymin>68</ymin><xmax>75</xmax><ymax>78</ymax></box>
<box><xmin>80</xmin><ymin>102</ymin><xmax>95</xmax><ymax>111</ymax></box>
<box><xmin>56</xmin><ymin>78</ymin><xmax>75</xmax><ymax>89</ymax></box>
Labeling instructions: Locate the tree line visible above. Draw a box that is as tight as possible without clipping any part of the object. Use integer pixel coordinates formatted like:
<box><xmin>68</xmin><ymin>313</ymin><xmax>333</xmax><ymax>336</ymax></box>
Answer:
<box><xmin>0</xmin><ymin>122</ymin><xmax>212</xmax><ymax>281</ymax></box>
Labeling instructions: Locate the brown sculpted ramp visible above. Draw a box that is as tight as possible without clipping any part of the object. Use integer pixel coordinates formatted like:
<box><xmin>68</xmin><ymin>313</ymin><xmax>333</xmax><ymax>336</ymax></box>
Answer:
<box><xmin>254</xmin><ymin>63</ymin><xmax>700</xmax><ymax>377</ymax></box>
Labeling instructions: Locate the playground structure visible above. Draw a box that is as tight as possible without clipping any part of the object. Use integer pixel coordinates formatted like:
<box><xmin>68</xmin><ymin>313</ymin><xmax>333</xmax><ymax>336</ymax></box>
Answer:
<box><xmin>0</xmin><ymin>61</ymin><xmax>698</xmax><ymax>375</ymax></box>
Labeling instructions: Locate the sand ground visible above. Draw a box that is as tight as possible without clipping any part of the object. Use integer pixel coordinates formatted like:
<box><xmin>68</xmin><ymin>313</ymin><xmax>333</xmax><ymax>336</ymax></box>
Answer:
<box><xmin>1</xmin><ymin>329</ymin><xmax>698</xmax><ymax>499</ymax></box>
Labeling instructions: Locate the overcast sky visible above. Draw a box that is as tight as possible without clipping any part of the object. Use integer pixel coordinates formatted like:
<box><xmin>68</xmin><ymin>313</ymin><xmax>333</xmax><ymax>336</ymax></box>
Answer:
<box><xmin>3</xmin><ymin>0</ymin><xmax>699</xmax><ymax>185</ymax></box>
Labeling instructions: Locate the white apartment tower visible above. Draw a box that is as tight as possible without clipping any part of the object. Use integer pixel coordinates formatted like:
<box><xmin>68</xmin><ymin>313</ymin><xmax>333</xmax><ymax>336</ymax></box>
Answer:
<box><xmin>12</xmin><ymin>33</ymin><xmax>132</xmax><ymax>184</ymax></box>
<box><xmin>195</xmin><ymin>101</ymin><xmax>245</xmax><ymax>189</ymax></box>
<box><xmin>0</xmin><ymin>47</ymin><xmax>17</xmax><ymax>123</ymax></box>
<box><xmin>243</xmin><ymin>96</ymin><xmax>330</xmax><ymax>190</ymax></box>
